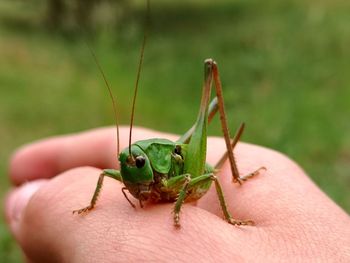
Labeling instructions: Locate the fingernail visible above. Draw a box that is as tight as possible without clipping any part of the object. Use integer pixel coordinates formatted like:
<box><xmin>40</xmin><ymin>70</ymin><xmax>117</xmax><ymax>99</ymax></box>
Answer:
<box><xmin>5</xmin><ymin>180</ymin><xmax>47</xmax><ymax>234</ymax></box>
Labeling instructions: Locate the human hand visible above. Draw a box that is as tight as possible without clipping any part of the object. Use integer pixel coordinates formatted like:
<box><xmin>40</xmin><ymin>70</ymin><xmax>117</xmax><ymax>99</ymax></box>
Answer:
<box><xmin>5</xmin><ymin>127</ymin><xmax>350</xmax><ymax>262</ymax></box>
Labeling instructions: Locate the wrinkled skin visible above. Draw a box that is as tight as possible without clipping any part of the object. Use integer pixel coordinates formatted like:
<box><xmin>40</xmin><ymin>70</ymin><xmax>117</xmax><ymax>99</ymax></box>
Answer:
<box><xmin>5</xmin><ymin>127</ymin><xmax>350</xmax><ymax>263</ymax></box>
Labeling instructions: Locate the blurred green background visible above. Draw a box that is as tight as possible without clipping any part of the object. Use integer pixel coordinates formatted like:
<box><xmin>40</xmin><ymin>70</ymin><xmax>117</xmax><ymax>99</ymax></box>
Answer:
<box><xmin>1</xmin><ymin>0</ymin><xmax>349</xmax><ymax>261</ymax></box>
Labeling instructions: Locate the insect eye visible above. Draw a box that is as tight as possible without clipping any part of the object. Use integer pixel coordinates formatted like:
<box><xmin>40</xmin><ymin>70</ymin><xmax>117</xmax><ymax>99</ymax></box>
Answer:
<box><xmin>135</xmin><ymin>155</ymin><xmax>146</xmax><ymax>168</ymax></box>
<box><xmin>174</xmin><ymin>145</ymin><xmax>182</xmax><ymax>155</ymax></box>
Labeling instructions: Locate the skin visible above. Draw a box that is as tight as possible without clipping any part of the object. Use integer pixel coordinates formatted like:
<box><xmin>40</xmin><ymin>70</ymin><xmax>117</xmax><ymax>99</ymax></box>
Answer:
<box><xmin>4</xmin><ymin>126</ymin><xmax>350</xmax><ymax>262</ymax></box>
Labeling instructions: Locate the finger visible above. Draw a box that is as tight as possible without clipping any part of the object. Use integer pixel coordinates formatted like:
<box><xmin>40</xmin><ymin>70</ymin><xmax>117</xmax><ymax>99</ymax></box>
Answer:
<box><xmin>9</xmin><ymin>127</ymin><xmax>114</xmax><ymax>185</ymax></box>
<box><xmin>9</xmin><ymin>127</ymin><xmax>178</xmax><ymax>185</ymax></box>
<box><xmin>7</xmin><ymin>167</ymin><xmax>267</xmax><ymax>262</ymax></box>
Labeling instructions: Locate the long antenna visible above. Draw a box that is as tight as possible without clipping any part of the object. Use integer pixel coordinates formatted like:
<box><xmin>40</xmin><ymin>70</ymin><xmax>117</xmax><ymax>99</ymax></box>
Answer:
<box><xmin>128</xmin><ymin>0</ymin><xmax>150</xmax><ymax>157</ymax></box>
<box><xmin>86</xmin><ymin>43</ymin><xmax>120</xmax><ymax>156</ymax></box>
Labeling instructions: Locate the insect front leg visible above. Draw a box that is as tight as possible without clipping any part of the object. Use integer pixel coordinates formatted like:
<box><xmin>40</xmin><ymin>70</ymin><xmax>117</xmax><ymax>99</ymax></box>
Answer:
<box><xmin>160</xmin><ymin>174</ymin><xmax>192</xmax><ymax>227</ymax></box>
<box><xmin>73</xmin><ymin>169</ymin><xmax>122</xmax><ymax>214</ymax></box>
<box><xmin>173</xmin><ymin>175</ymin><xmax>192</xmax><ymax>227</ymax></box>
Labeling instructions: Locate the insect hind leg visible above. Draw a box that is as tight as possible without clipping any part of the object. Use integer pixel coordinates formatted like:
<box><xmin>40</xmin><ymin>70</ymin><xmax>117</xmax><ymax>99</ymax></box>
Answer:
<box><xmin>178</xmin><ymin>173</ymin><xmax>254</xmax><ymax>226</ymax></box>
<box><xmin>211</xmin><ymin>60</ymin><xmax>266</xmax><ymax>184</ymax></box>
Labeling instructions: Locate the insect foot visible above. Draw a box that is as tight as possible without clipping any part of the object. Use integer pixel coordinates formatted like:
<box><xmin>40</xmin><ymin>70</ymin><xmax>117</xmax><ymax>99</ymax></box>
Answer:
<box><xmin>228</xmin><ymin>218</ymin><xmax>255</xmax><ymax>226</ymax></box>
<box><xmin>174</xmin><ymin>213</ymin><xmax>181</xmax><ymax>228</ymax></box>
<box><xmin>234</xmin><ymin>166</ymin><xmax>267</xmax><ymax>184</ymax></box>
<box><xmin>72</xmin><ymin>205</ymin><xmax>94</xmax><ymax>215</ymax></box>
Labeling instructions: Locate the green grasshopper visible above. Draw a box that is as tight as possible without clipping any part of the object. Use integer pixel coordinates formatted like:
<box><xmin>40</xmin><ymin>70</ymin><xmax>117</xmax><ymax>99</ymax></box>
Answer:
<box><xmin>73</xmin><ymin>1</ymin><xmax>265</xmax><ymax>227</ymax></box>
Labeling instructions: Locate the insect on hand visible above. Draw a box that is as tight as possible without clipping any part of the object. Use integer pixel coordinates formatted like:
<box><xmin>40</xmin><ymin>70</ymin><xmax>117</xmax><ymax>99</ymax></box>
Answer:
<box><xmin>73</xmin><ymin>1</ymin><xmax>266</xmax><ymax>227</ymax></box>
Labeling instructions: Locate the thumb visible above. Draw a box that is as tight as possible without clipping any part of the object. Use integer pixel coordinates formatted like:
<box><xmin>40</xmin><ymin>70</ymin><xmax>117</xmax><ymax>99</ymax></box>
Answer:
<box><xmin>5</xmin><ymin>180</ymin><xmax>48</xmax><ymax>237</ymax></box>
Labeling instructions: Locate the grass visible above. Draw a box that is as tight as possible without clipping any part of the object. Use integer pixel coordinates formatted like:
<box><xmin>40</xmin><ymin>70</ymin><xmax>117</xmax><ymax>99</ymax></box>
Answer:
<box><xmin>0</xmin><ymin>0</ymin><xmax>350</xmax><ymax>261</ymax></box>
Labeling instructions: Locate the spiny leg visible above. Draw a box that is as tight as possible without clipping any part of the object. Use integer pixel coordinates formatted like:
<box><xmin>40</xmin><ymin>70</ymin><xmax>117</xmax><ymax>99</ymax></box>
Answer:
<box><xmin>161</xmin><ymin>173</ymin><xmax>192</xmax><ymax>192</ymax></box>
<box><xmin>177</xmin><ymin>59</ymin><xmax>251</xmax><ymax>182</ymax></box>
<box><xmin>155</xmin><ymin>173</ymin><xmax>193</xmax><ymax>226</ymax></box>
<box><xmin>238</xmin><ymin>166</ymin><xmax>266</xmax><ymax>181</ymax></box>
<box><xmin>188</xmin><ymin>173</ymin><xmax>254</xmax><ymax>225</ymax></box>
<box><xmin>73</xmin><ymin>169</ymin><xmax>122</xmax><ymax>214</ymax></box>
<box><xmin>211</xmin><ymin>174</ymin><xmax>254</xmax><ymax>225</ymax></box>
<box><xmin>178</xmin><ymin>60</ymin><xmax>265</xmax><ymax>184</ymax></box>
<box><xmin>211</xmin><ymin>60</ymin><xmax>240</xmax><ymax>183</ymax></box>
<box><xmin>211</xmin><ymin>61</ymin><xmax>265</xmax><ymax>184</ymax></box>
<box><xmin>215</xmin><ymin>123</ymin><xmax>266</xmax><ymax>183</ymax></box>
<box><xmin>215</xmin><ymin>122</ymin><xmax>245</xmax><ymax>170</ymax></box>
<box><xmin>167</xmin><ymin>174</ymin><xmax>191</xmax><ymax>227</ymax></box>
<box><xmin>173</xmin><ymin>60</ymin><xmax>256</xmax><ymax>226</ymax></box>
<box><xmin>182</xmin><ymin>59</ymin><xmax>213</xmax><ymax>184</ymax></box>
